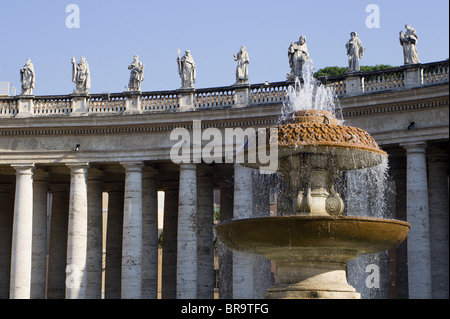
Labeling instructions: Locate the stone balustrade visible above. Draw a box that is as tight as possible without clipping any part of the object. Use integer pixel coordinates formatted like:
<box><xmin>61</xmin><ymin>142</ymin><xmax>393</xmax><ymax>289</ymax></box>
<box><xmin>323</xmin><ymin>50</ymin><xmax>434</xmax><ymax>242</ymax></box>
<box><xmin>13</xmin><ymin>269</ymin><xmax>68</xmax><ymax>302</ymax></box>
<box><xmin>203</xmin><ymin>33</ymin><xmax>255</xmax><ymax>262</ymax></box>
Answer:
<box><xmin>141</xmin><ymin>91</ymin><xmax>179</xmax><ymax>112</ymax></box>
<box><xmin>0</xmin><ymin>60</ymin><xmax>448</xmax><ymax>118</ymax></box>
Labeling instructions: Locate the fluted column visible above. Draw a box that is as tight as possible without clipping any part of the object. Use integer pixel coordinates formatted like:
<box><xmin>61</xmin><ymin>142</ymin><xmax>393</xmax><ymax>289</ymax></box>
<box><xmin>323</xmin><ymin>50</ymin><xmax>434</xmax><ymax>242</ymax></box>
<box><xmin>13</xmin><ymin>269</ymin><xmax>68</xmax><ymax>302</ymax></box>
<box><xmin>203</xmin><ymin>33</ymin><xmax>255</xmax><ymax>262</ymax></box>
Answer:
<box><xmin>121</xmin><ymin>161</ymin><xmax>144</xmax><ymax>299</ymax></box>
<box><xmin>142</xmin><ymin>168</ymin><xmax>159</xmax><ymax>299</ymax></box>
<box><xmin>0</xmin><ymin>184</ymin><xmax>14</xmax><ymax>299</ymax></box>
<box><xmin>232</xmin><ymin>163</ymin><xmax>254</xmax><ymax>299</ymax></box>
<box><xmin>197</xmin><ymin>167</ymin><xmax>214</xmax><ymax>299</ymax></box>
<box><xmin>10</xmin><ymin>164</ymin><xmax>35</xmax><ymax>299</ymax></box>
<box><xmin>31</xmin><ymin>169</ymin><xmax>49</xmax><ymax>299</ymax></box>
<box><xmin>177</xmin><ymin>163</ymin><xmax>198</xmax><ymax>299</ymax></box>
<box><xmin>66</xmin><ymin>163</ymin><xmax>89</xmax><ymax>299</ymax></box>
<box><xmin>161</xmin><ymin>181</ymin><xmax>178</xmax><ymax>299</ymax></box>
<box><xmin>402</xmin><ymin>142</ymin><xmax>432</xmax><ymax>298</ymax></box>
<box><xmin>104</xmin><ymin>183</ymin><xmax>124</xmax><ymax>299</ymax></box>
<box><xmin>427</xmin><ymin>152</ymin><xmax>449</xmax><ymax>298</ymax></box>
<box><xmin>86</xmin><ymin>168</ymin><xmax>103</xmax><ymax>298</ymax></box>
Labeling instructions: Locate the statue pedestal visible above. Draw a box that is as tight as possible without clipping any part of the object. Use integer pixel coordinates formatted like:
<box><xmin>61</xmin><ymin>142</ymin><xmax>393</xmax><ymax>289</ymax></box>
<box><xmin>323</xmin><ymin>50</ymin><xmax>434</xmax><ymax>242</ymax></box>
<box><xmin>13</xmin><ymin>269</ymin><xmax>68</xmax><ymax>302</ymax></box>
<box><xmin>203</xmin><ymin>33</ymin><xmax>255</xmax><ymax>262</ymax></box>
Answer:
<box><xmin>124</xmin><ymin>91</ymin><xmax>142</xmax><ymax>115</ymax></box>
<box><xmin>177</xmin><ymin>88</ymin><xmax>195</xmax><ymax>112</ymax></box>
<box><xmin>404</xmin><ymin>64</ymin><xmax>422</xmax><ymax>88</ymax></box>
<box><xmin>344</xmin><ymin>72</ymin><xmax>364</xmax><ymax>96</ymax></box>
<box><xmin>70</xmin><ymin>92</ymin><xmax>88</xmax><ymax>116</ymax></box>
<box><xmin>16</xmin><ymin>95</ymin><xmax>35</xmax><ymax>118</ymax></box>
<box><xmin>232</xmin><ymin>83</ymin><xmax>250</xmax><ymax>108</ymax></box>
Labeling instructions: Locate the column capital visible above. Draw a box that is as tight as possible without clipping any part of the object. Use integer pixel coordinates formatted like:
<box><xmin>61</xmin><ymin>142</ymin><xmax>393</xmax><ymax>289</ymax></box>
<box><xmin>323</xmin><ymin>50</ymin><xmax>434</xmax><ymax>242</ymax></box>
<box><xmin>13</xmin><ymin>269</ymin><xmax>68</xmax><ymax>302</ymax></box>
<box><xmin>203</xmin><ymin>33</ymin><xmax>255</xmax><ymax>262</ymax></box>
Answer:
<box><xmin>66</xmin><ymin>162</ymin><xmax>90</xmax><ymax>174</ymax></box>
<box><xmin>179</xmin><ymin>163</ymin><xmax>197</xmax><ymax>171</ymax></box>
<box><xmin>401</xmin><ymin>142</ymin><xmax>427</xmax><ymax>153</ymax></box>
<box><xmin>11</xmin><ymin>164</ymin><xmax>35</xmax><ymax>175</ymax></box>
<box><xmin>121</xmin><ymin>161</ymin><xmax>144</xmax><ymax>172</ymax></box>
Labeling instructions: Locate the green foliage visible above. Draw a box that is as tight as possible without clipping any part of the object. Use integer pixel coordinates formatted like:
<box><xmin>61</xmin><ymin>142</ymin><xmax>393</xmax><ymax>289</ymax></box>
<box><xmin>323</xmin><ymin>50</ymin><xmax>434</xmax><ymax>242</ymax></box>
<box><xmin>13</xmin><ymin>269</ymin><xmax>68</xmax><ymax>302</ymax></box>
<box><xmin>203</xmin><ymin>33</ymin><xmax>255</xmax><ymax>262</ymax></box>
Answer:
<box><xmin>360</xmin><ymin>64</ymin><xmax>399</xmax><ymax>72</ymax></box>
<box><xmin>314</xmin><ymin>66</ymin><xmax>347</xmax><ymax>77</ymax></box>
<box><xmin>214</xmin><ymin>207</ymin><xmax>220</xmax><ymax>221</ymax></box>
<box><xmin>314</xmin><ymin>64</ymin><xmax>399</xmax><ymax>78</ymax></box>
<box><xmin>158</xmin><ymin>232</ymin><xmax>163</xmax><ymax>246</ymax></box>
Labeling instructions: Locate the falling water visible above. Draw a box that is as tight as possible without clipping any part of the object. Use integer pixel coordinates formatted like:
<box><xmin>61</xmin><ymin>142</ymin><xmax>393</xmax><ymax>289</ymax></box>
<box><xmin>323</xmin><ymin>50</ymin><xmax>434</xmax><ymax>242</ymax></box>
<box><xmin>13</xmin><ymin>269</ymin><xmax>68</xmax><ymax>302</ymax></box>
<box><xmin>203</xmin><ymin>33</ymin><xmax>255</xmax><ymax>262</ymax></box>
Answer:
<box><xmin>217</xmin><ymin>56</ymin><xmax>394</xmax><ymax>299</ymax></box>
<box><xmin>344</xmin><ymin>156</ymin><xmax>390</xmax><ymax>218</ymax></box>
<box><xmin>278</xmin><ymin>57</ymin><xmax>393</xmax><ymax>299</ymax></box>
<box><xmin>278</xmin><ymin>57</ymin><xmax>391</xmax><ymax>219</ymax></box>
<box><xmin>281</xmin><ymin>58</ymin><xmax>343</xmax><ymax>123</ymax></box>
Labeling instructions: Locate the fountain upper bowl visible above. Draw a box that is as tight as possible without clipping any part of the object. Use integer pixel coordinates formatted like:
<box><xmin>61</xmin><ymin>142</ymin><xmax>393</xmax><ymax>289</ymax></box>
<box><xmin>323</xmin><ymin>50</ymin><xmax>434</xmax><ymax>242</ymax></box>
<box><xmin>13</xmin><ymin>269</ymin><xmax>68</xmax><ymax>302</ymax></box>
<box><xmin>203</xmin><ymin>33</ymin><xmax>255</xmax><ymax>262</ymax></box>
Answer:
<box><xmin>243</xmin><ymin>110</ymin><xmax>387</xmax><ymax>170</ymax></box>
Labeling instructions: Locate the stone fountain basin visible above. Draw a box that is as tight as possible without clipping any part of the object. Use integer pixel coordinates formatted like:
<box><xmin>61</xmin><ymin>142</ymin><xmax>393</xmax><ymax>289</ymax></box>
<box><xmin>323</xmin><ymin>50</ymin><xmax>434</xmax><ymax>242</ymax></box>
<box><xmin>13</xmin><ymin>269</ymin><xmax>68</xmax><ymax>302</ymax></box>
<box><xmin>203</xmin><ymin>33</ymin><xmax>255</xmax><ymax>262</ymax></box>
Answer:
<box><xmin>245</xmin><ymin>144</ymin><xmax>387</xmax><ymax>171</ymax></box>
<box><xmin>215</xmin><ymin>215</ymin><xmax>410</xmax><ymax>257</ymax></box>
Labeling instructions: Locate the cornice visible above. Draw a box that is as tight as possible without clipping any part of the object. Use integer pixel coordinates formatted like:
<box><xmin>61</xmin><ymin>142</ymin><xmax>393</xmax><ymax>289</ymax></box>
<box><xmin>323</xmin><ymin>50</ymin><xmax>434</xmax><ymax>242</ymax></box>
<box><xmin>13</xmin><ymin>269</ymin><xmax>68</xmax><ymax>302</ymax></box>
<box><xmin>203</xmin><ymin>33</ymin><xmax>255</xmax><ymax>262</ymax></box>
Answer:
<box><xmin>0</xmin><ymin>85</ymin><xmax>448</xmax><ymax>137</ymax></box>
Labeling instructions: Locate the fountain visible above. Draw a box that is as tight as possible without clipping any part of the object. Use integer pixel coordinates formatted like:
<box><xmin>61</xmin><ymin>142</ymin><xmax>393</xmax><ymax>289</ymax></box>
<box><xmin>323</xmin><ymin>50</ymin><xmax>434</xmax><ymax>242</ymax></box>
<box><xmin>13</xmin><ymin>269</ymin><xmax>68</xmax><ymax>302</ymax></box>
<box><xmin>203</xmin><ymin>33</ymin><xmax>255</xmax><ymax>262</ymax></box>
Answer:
<box><xmin>214</xmin><ymin>59</ymin><xmax>410</xmax><ymax>299</ymax></box>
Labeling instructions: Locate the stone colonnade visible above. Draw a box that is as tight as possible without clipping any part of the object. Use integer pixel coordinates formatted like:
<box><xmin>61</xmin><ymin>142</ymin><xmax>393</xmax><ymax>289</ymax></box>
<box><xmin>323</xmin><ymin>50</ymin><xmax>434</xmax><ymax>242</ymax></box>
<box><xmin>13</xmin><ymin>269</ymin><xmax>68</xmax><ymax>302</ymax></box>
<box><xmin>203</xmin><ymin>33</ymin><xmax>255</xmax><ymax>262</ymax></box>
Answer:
<box><xmin>0</xmin><ymin>161</ymin><xmax>271</xmax><ymax>299</ymax></box>
<box><xmin>0</xmin><ymin>143</ymin><xmax>448</xmax><ymax>299</ymax></box>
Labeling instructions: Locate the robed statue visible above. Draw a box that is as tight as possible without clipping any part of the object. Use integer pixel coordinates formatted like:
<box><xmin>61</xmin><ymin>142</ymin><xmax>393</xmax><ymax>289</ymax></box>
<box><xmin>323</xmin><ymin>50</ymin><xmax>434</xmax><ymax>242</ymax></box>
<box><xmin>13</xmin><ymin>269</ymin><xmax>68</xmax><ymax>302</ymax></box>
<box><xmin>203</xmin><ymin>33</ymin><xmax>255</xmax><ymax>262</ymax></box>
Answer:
<box><xmin>20</xmin><ymin>58</ymin><xmax>35</xmax><ymax>95</ymax></box>
<box><xmin>234</xmin><ymin>46</ymin><xmax>249</xmax><ymax>84</ymax></box>
<box><xmin>287</xmin><ymin>35</ymin><xmax>309</xmax><ymax>81</ymax></box>
<box><xmin>345</xmin><ymin>32</ymin><xmax>365</xmax><ymax>73</ymax></box>
<box><xmin>177</xmin><ymin>49</ymin><xmax>196</xmax><ymax>89</ymax></box>
<box><xmin>399</xmin><ymin>24</ymin><xmax>420</xmax><ymax>65</ymax></box>
<box><xmin>127</xmin><ymin>55</ymin><xmax>145</xmax><ymax>91</ymax></box>
<box><xmin>71</xmin><ymin>56</ymin><xmax>91</xmax><ymax>93</ymax></box>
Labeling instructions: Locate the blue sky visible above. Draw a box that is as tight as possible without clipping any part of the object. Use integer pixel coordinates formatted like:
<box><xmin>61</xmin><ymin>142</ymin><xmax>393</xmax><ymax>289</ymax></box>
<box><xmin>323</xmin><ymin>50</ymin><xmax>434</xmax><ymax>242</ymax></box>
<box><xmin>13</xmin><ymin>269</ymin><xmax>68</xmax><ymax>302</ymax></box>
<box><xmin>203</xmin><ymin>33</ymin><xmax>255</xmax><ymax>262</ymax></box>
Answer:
<box><xmin>0</xmin><ymin>0</ymin><xmax>448</xmax><ymax>95</ymax></box>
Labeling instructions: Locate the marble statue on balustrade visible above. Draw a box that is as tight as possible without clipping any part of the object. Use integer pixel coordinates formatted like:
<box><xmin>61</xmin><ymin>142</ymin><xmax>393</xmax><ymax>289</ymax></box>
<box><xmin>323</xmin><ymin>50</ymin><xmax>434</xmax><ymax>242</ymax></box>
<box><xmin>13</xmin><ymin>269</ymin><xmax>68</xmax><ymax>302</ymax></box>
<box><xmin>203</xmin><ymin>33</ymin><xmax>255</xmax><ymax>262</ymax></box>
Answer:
<box><xmin>234</xmin><ymin>46</ymin><xmax>249</xmax><ymax>85</ymax></box>
<box><xmin>71</xmin><ymin>56</ymin><xmax>91</xmax><ymax>94</ymax></box>
<box><xmin>127</xmin><ymin>55</ymin><xmax>145</xmax><ymax>92</ymax></box>
<box><xmin>177</xmin><ymin>49</ymin><xmax>196</xmax><ymax>89</ymax></box>
<box><xmin>20</xmin><ymin>59</ymin><xmax>35</xmax><ymax>95</ymax></box>
<box><xmin>345</xmin><ymin>32</ymin><xmax>365</xmax><ymax>73</ymax></box>
<box><xmin>287</xmin><ymin>35</ymin><xmax>309</xmax><ymax>81</ymax></box>
<box><xmin>399</xmin><ymin>24</ymin><xmax>420</xmax><ymax>65</ymax></box>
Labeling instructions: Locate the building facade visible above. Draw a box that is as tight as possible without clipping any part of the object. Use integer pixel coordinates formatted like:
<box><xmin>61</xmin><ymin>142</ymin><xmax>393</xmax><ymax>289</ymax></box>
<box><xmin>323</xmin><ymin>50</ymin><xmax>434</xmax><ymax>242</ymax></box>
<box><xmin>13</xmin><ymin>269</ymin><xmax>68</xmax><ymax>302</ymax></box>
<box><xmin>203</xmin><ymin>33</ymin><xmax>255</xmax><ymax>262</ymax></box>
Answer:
<box><xmin>0</xmin><ymin>61</ymin><xmax>448</xmax><ymax>299</ymax></box>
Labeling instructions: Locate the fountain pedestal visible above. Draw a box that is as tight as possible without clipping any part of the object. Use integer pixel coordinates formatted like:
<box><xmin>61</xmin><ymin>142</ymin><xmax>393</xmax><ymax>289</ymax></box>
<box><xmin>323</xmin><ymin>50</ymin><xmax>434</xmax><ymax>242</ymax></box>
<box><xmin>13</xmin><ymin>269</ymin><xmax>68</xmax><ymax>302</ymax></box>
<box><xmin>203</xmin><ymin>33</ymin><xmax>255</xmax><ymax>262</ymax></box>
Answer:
<box><xmin>265</xmin><ymin>249</ymin><xmax>360</xmax><ymax>299</ymax></box>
